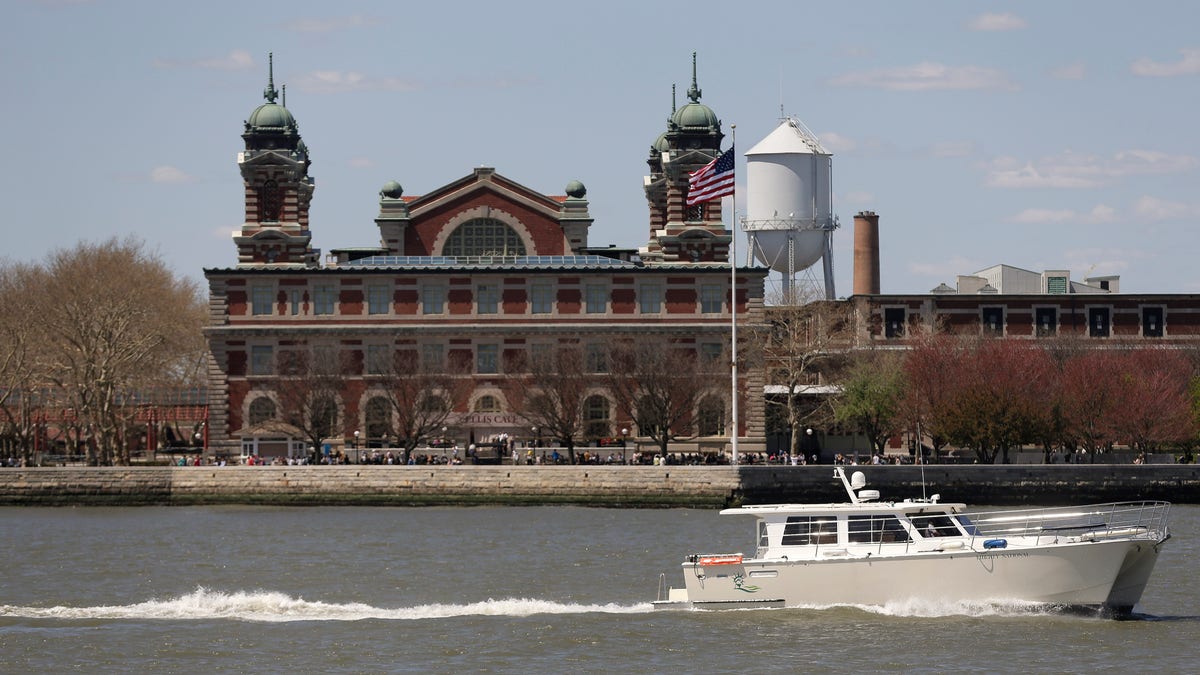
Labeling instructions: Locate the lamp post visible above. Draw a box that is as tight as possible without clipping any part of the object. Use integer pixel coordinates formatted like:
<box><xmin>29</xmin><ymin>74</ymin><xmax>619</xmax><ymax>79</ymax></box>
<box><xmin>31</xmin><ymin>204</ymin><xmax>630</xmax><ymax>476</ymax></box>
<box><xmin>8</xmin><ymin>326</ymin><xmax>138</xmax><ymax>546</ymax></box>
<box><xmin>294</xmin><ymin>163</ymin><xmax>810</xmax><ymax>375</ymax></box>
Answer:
<box><xmin>531</xmin><ymin>426</ymin><xmax>538</xmax><ymax>449</ymax></box>
<box><xmin>353</xmin><ymin>430</ymin><xmax>360</xmax><ymax>463</ymax></box>
<box><xmin>620</xmin><ymin>427</ymin><xmax>629</xmax><ymax>464</ymax></box>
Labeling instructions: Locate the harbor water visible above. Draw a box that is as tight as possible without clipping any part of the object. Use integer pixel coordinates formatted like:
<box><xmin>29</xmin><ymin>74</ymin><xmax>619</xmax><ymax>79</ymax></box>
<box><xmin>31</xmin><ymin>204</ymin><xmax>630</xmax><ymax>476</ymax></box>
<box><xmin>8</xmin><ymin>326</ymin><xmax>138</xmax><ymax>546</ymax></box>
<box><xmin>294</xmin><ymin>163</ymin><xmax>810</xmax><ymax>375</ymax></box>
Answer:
<box><xmin>1</xmin><ymin>504</ymin><xmax>1198</xmax><ymax>673</ymax></box>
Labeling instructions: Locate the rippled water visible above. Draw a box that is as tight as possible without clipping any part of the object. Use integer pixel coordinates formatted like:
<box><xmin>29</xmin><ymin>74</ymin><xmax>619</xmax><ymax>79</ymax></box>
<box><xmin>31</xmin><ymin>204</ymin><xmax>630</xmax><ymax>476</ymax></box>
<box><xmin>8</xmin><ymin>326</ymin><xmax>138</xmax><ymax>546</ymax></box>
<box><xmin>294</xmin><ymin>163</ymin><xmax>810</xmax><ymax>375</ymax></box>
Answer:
<box><xmin>1</xmin><ymin>504</ymin><xmax>1197</xmax><ymax>673</ymax></box>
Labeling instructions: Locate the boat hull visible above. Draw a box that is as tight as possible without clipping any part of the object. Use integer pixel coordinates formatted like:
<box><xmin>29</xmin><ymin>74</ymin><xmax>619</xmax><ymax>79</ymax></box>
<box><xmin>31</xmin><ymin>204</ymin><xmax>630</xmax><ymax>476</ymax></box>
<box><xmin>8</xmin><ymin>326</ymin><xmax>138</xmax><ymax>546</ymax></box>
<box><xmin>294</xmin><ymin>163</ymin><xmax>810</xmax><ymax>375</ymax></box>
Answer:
<box><xmin>667</xmin><ymin>538</ymin><xmax>1164</xmax><ymax>614</ymax></box>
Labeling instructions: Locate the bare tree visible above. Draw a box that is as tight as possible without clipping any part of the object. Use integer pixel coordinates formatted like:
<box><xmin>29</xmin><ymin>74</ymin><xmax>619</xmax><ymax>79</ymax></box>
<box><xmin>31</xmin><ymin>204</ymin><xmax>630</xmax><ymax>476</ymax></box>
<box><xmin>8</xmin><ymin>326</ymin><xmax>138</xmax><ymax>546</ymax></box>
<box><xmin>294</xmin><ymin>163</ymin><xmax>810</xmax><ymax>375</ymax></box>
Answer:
<box><xmin>373</xmin><ymin>349</ymin><xmax>470</xmax><ymax>464</ymax></box>
<box><xmin>0</xmin><ymin>262</ymin><xmax>42</xmax><ymax>462</ymax></box>
<box><xmin>502</xmin><ymin>344</ymin><xmax>590</xmax><ymax>464</ymax></box>
<box><xmin>27</xmin><ymin>239</ymin><xmax>206</xmax><ymax>465</ymax></box>
<box><xmin>607</xmin><ymin>339</ymin><xmax>722</xmax><ymax>457</ymax></box>
<box><xmin>752</xmin><ymin>295</ymin><xmax>853</xmax><ymax>459</ymax></box>
<box><xmin>273</xmin><ymin>344</ymin><xmax>348</xmax><ymax>463</ymax></box>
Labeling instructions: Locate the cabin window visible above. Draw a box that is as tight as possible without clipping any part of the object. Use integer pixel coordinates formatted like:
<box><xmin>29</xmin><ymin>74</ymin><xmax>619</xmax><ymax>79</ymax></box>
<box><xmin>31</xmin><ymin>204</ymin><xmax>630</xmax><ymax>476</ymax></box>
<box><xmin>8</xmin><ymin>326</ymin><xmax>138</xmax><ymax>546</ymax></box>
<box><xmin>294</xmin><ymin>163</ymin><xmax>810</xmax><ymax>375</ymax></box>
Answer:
<box><xmin>910</xmin><ymin>513</ymin><xmax>960</xmax><ymax>538</ymax></box>
<box><xmin>781</xmin><ymin>516</ymin><xmax>838</xmax><ymax>546</ymax></box>
<box><xmin>848</xmin><ymin>515</ymin><xmax>912</xmax><ymax>544</ymax></box>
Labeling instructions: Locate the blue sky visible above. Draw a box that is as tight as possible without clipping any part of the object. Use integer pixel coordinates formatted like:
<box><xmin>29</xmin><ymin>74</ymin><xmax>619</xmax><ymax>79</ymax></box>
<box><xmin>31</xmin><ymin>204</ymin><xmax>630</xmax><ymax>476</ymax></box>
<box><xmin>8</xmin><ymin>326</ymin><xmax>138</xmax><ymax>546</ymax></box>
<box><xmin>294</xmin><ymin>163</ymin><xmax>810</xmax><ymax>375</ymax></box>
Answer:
<box><xmin>4</xmin><ymin>1</ymin><xmax>1199</xmax><ymax>295</ymax></box>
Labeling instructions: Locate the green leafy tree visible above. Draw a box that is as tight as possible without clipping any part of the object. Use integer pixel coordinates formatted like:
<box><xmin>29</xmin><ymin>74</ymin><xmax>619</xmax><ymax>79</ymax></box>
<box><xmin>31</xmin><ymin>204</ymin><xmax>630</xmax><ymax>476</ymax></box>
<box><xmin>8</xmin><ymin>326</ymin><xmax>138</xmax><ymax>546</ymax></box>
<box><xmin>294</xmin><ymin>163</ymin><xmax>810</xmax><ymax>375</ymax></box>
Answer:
<box><xmin>834</xmin><ymin>351</ymin><xmax>906</xmax><ymax>456</ymax></box>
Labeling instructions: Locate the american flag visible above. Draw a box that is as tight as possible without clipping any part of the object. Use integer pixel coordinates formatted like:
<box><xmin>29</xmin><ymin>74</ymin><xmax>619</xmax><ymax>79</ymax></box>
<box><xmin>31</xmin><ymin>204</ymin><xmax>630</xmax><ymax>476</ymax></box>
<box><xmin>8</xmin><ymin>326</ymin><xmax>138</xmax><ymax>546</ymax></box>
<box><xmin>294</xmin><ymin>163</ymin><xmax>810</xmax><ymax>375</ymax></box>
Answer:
<box><xmin>686</xmin><ymin>146</ymin><xmax>735</xmax><ymax>206</ymax></box>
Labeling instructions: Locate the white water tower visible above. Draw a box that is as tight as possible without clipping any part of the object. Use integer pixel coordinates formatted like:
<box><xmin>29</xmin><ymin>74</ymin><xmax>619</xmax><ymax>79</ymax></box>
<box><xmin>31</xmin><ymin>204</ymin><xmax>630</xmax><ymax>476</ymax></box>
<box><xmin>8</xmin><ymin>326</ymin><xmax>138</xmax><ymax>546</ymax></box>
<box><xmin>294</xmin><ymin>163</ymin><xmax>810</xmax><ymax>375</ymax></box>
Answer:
<box><xmin>743</xmin><ymin>117</ymin><xmax>838</xmax><ymax>300</ymax></box>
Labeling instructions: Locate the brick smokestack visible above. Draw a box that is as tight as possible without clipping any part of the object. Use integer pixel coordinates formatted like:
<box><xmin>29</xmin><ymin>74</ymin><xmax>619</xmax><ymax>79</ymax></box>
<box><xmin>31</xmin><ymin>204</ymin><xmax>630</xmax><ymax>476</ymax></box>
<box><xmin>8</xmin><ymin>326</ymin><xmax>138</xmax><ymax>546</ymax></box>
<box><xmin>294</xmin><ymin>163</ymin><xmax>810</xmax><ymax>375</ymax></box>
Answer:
<box><xmin>853</xmin><ymin>211</ymin><xmax>880</xmax><ymax>295</ymax></box>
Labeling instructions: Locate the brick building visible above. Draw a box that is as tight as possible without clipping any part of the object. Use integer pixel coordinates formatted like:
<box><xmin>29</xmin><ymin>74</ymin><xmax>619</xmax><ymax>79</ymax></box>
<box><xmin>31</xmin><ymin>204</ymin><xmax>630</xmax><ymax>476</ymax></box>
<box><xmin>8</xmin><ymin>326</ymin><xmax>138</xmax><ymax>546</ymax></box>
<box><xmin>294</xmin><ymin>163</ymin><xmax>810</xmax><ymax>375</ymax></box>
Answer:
<box><xmin>203</xmin><ymin>60</ymin><xmax>766</xmax><ymax>461</ymax></box>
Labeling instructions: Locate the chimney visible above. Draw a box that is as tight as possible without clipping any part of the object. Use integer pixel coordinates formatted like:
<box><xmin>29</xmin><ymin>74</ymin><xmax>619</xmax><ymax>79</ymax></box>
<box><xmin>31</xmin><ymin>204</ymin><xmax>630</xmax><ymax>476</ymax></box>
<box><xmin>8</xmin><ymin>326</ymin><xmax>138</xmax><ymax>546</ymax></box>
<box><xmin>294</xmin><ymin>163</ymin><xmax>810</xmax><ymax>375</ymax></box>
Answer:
<box><xmin>853</xmin><ymin>211</ymin><xmax>880</xmax><ymax>295</ymax></box>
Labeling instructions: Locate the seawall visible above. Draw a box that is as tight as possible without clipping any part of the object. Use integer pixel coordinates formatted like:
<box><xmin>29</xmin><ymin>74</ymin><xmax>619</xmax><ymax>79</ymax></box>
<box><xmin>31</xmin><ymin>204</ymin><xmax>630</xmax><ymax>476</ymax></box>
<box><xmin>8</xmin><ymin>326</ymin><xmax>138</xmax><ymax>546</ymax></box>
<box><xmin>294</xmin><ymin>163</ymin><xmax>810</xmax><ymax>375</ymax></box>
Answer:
<box><xmin>0</xmin><ymin>465</ymin><xmax>1198</xmax><ymax>507</ymax></box>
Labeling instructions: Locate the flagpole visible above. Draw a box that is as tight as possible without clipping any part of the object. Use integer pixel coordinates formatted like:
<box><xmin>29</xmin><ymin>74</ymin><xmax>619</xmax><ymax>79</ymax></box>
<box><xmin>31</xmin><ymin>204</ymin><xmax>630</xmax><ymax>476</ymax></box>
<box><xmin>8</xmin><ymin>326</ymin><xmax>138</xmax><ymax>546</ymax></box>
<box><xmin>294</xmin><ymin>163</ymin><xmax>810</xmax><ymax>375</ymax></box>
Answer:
<box><xmin>729</xmin><ymin>125</ymin><xmax>739</xmax><ymax>467</ymax></box>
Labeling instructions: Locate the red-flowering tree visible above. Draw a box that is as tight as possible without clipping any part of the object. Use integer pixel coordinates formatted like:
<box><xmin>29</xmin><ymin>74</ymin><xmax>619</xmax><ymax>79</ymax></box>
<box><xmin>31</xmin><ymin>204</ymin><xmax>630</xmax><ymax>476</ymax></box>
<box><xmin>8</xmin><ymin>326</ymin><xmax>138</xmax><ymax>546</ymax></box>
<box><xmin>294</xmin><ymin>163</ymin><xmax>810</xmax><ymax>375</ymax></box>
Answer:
<box><xmin>913</xmin><ymin>337</ymin><xmax>1054</xmax><ymax>464</ymax></box>
<box><xmin>1058</xmin><ymin>349</ymin><xmax>1125</xmax><ymax>461</ymax></box>
<box><xmin>1109</xmin><ymin>348</ymin><xmax>1196</xmax><ymax>454</ymax></box>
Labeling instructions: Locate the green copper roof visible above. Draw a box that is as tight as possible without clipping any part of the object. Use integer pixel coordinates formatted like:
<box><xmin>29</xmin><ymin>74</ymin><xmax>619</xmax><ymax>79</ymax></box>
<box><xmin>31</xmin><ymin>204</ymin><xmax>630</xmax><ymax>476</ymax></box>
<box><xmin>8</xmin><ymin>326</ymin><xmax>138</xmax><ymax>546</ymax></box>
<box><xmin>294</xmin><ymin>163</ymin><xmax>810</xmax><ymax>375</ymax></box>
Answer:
<box><xmin>669</xmin><ymin>52</ymin><xmax>719</xmax><ymax>132</ymax></box>
<box><xmin>246</xmin><ymin>53</ymin><xmax>297</xmax><ymax>133</ymax></box>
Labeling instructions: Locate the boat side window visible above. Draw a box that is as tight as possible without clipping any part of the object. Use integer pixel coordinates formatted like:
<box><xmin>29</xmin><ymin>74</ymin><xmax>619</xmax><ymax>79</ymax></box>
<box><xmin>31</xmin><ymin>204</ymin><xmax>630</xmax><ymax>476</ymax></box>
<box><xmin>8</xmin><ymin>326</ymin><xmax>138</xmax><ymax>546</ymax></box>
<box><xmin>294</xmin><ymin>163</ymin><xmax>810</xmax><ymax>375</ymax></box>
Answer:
<box><xmin>758</xmin><ymin>520</ymin><xmax>769</xmax><ymax>550</ymax></box>
<box><xmin>849</xmin><ymin>514</ymin><xmax>912</xmax><ymax>540</ymax></box>
<box><xmin>781</xmin><ymin>516</ymin><xmax>837</xmax><ymax>546</ymax></box>
<box><xmin>849</xmin><ymin>515</ymin><xmax>912</xmax><ymax>544</ymax></box>
<box><xmin>911</xmin><ymin>513</ymin><xmax>960</xmax><ymax>538</ymax></box>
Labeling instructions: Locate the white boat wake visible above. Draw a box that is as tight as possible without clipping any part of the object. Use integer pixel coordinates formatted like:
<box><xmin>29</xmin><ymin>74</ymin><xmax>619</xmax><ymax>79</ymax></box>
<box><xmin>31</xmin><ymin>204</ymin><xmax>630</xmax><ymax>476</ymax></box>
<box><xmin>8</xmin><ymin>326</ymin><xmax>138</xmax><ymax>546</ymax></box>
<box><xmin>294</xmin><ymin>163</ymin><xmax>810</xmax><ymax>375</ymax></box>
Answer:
<box><xmin>0</xmin><ymin>587</ymin><xmax>652</xmax><ymax>623</ymax></box>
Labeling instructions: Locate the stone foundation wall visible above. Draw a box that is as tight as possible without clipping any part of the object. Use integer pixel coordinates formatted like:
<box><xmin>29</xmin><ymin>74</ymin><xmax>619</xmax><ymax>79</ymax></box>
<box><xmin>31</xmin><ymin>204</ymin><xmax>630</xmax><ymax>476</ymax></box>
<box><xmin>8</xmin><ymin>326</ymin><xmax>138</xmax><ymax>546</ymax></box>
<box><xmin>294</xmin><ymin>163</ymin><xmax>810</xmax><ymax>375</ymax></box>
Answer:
<box><xmin>0</xmin><ymin>465</ymin><xmax>1197</xmax><ymax>507</ymax></box>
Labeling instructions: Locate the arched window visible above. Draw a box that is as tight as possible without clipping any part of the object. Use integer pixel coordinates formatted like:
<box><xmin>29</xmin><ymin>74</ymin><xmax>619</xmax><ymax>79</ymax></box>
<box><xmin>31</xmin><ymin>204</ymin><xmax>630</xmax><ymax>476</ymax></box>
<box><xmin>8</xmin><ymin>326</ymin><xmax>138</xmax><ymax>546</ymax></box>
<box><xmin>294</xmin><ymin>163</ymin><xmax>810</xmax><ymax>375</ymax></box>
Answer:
<box><xmin>584</xmin><ymin>394</ymin><xmax>610</xmax><ymax>440</ymax></box>
<box><xmin>474</xmin><ymin>395</ymin><xmax>502</xmax><ymax>413</ymax></box>
<box><xmin>258</xmin><ymin>179</ymin><xmax>283</xmax><ymax>222</ymax></box>
<box><xmin>365</xmin><ymin>397</ymin><xmax>391</xmax><ymax>445</ymax></box>
<box><xmin>443</xmin><ymin>218</ymin><xmax>526</xmax><ymax>257</ymax></box>
<box><xmin>248</xmin><ymin>396</ymin><xmax>277</xmax><ymax>426</ymax></box>
<box><xmin>698</xmin><ymin>395</ymin><xmax>725</xmax><ymax>436</ymax></box>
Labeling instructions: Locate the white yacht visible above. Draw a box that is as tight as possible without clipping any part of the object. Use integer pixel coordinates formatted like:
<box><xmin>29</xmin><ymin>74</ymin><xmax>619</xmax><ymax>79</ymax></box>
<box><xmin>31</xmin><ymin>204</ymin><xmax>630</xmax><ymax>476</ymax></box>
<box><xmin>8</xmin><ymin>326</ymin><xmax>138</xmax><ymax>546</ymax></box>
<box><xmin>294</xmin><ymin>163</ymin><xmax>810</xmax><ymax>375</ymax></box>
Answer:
<box><xmin>653</xmin><ymin>467</ymin><xmax>1170</xmax><ymax>616</ymax></box>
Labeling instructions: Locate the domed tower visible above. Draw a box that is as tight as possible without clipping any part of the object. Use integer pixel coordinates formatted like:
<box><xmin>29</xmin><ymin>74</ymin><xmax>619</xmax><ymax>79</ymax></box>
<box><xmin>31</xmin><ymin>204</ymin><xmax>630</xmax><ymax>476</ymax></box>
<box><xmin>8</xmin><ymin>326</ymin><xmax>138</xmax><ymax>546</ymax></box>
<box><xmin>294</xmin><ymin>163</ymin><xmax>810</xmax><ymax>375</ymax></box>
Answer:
<box><xmin>642</xmin><ymin>53</ymin><xmax>731</xmax><ymax>264</ymax></box>
<box><xmin>233</xmin><ymin>53</ymin><xmax>317</xmax><ymax>267</ymax></box>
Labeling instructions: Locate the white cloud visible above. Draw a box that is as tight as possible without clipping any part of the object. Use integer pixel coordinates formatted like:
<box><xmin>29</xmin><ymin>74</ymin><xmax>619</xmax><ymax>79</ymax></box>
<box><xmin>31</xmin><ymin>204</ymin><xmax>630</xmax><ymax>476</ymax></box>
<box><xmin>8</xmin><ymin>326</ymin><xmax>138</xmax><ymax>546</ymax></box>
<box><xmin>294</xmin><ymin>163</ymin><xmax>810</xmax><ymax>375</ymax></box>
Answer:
<box><xmin>149</xmin><ymin>165</ymin><xmax>195</xmax><ymax>184</ymax></box>
<box><xmin>816</xmin><ymin>131</ymin><xmax>856</xmax><ymax>153</ymax></box>
<box><xmin>347</xmin><ymin>157</ymin><xmax>375</xmax><ymax>169</ymax></box>
<box><xmin>292</xmin><ymin>70</ymin><xmax>422</xmax><ymax>94</ymax></box>
<box><xmin>1131</xmin><ymin>48</ymin><xmax>1200</xmax><ymax>77</ymax></box>
<box><xmin>153</xmin><ymin>49</ymin><xmax>255</xmax><ymax>71</ymax></box>
<box><xmin>1134</xmin><ymin>195</ymin><xmax>1200</xmax><ymax>221</ymax></box>
<box><xmin>967</xmin><ymin>13</ymin><xmax>1027</xmax><ymax>32</ymax></box>
<box><xmin>985</xmin><ymin>150</ymin><xmax>1198</xmax><ymax>188</ymax></box>
<box><xmin>1010</xmin><ymin>204</ymin><xmax>1117</xmax><ymax>225</ymax></box>
<box><xmin>1050</xmin><ymin>62</ymin><xmax>1086</xmax><ymax>80</ymax></box>
<box><xmin>830</xmin><ymin>62</ymin><xmax>1018</xmax><ymax>91</ymax></box>
<box><xmin>282</xmin><ymin>14</ymin><xmax>383</xmax><ymax>33</ymax></box>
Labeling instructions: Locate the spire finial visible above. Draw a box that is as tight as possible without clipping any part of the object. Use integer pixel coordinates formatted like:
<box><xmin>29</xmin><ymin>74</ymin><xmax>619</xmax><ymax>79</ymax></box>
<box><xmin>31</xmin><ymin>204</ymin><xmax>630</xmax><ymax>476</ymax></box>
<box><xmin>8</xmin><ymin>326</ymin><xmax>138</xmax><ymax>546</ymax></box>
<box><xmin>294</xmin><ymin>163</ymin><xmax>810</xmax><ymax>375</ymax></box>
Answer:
<box><xmin>282</xmin><ymin>84</ymin><xmax>286</xmax><ymax>108</ymax></box>
<box><xmin>263</xmin><ymin>52</ymin><xmax>278</xmax><ymax>103</ymax></box>
<box><xmin>687</xmin><ymin>51</ymin><xmax>701</xmax><ymax>103</ymax></box>
<box><xmin>671</xmin><ymin>84</ymin><xmax>677</xmax><ymax>113</ymax></box>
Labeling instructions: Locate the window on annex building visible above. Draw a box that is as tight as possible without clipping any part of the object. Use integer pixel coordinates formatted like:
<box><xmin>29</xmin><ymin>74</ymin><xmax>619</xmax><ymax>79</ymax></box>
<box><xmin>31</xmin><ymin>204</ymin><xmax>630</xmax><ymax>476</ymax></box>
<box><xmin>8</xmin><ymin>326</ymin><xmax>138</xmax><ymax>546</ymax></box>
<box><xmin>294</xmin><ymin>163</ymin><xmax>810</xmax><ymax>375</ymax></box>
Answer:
<box><xmin>366</xmin><ymin>344</ymin><xmax>390</xmax><ymax>375</ymax></box>
<box><xmin>1089</xmin><ymin>307</ymin><xmax>1111</xmax><ymax>338</ymax></box>
<box><xmin>313</xmin><ymin>284</ymin><xmax>336</xmax><ymax>315</ymax></box>
<box><xmin>367</xmin><ymin>284</ymin><xmax>391</xmax><ymax>315</ymax></box>
<box><xmin>1142</xmin><ymin>307</ymin><xmax>1164</xmax><ymax>338</ymax></box>
<box><xmin>251</xmin><ymin>285</ymin><xmax>274</xmax><ymax>316</ymax></box>
<box><xmin>248</xmin><ymin>396</ymin><xmax>277</xmax><ymax>425</ymax></box>
<box><xmin>364</xmin><ymin>397</ymin><xmax>392</xmax><ymax>445</ymax></box>
<box><xmin>639</xmin><ymin>282</ymin><xmax>663</xmax><ymax>314</ymax></box>
<box><xmin>422</xmin><ymin>344</ymin><xmax>445</xmax><ymax>372</ymax></box>
<box><xmin>477</xmin><ymin>344</ymin><xmax>499</xmax><ymax>374</ymax></box>
<box><xmin>250</xmin><ymin>345</ymin><xmax>274</xmax><ymax>376</ymax></box>
<box><xmin>443</xmin><ymin>218</ymin><xmax>527</xmax><ymax>257</ymax></box>
<box><xmin>700</xmin><ymin>284</ymin><xmax>723</xmax><ymax>314</ymax></box>
<box><xmin>697</xmin><ymin>395</ymin><xmax>725</xmax><ymax>436</ymax></box>
<box><xmin>585</xmin><ymin>283</ymin><xmax>608</xmax><ymax>314</ymax></box>
<box><xmin>477</xmin><ymin>284</ymin><xmax>499</xmax><ymax>314</ymax></box>
<box><xmin>884</xmin><ymin>307</ymin><xmax>906</xmax><ymax>338</ymax></box>
<box><xmin>422</xmin><ymin>284</ymin><xmax>445</xmax><ymax>315</ymax></box>
<box><xmin>981</xmin><ymin>307</ymin><xmax>1004</xmax><ymax>336</ymax></box>
<box><xmin>700</xmin><ymin>343</ymin><xmax>723</xmax><ymax>364</ymax></box>
<box><xmin>585</xmin><ymin>344</ymin><xmax>608</xmax><ymax>373</ymax></box>
<box><xmin>584</xmin><ymin>395</ymin><xmax>611</xmax><ymax>440</ymax></box>
<box><xmin>474</xmin><ymin>395</ymin><xmax>502</xmax><ymax>413</ymax></box>
<box><xmin>530</xmin><ymin>282</ymin><xmax>554</xmax><ymax>314</ymax></box>
<box><xmin>1035</xmin><ymin>308</ymin><xmax>1058</xmax><ymax>337</ymax></box>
